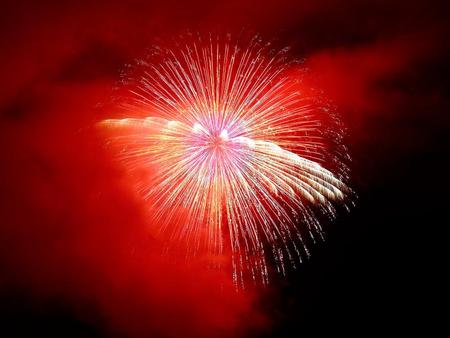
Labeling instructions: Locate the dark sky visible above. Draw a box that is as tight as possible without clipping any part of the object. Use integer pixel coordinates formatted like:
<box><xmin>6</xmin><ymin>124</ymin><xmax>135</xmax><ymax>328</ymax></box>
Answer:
<box><xmin>1</xmin><ymin>1</ymin><xmax>448</xmax><ymax>337</ymax></box>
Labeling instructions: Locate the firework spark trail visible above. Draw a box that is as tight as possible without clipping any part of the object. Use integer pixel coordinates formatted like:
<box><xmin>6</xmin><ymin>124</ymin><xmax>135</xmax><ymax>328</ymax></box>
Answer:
<box><xmin>100</xmin><ymin>35</ymin><xmax>350</xmax><ymax>287</ymax></box>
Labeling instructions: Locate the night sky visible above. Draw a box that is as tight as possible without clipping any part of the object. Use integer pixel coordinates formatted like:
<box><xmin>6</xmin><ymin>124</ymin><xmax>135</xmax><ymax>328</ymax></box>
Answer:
<box><xmin>1</xmin><ymin>1</ymin><xmax>448</xmax><ymax>337</ymax></box>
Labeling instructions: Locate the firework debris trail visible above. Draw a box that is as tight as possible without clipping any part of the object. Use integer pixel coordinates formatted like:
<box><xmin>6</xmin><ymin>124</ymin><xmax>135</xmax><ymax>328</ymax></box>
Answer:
<box><xmin>99</xmin><ymin>34</ymin><xmax>351</xmax><ymax>287</ymax></box>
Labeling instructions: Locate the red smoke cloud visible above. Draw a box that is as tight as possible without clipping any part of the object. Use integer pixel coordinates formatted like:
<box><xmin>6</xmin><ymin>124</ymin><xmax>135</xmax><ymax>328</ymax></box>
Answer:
<box><xmin>0</xmin><ymin>74</ymin><xmax>265</xmax><ymax>337</ymax></box>
<box><xmin>1</xmin><ymin>0</ymin><xmax>448</xmax><ymax>337</ymax></box>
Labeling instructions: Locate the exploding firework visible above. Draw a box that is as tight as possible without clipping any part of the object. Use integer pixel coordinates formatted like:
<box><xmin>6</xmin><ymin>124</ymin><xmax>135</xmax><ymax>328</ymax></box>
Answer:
<box><xmin>100</xmin><ymin>34</ymin><xmax>351</xmax><ymax>286</ymax></box>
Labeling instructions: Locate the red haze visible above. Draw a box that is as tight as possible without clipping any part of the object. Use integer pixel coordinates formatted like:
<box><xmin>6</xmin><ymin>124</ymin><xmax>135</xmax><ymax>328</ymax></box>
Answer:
<box><xmin>1</xmin><ymin>0</ymin><xmax>448</xmax><ymax>337</ymax></box>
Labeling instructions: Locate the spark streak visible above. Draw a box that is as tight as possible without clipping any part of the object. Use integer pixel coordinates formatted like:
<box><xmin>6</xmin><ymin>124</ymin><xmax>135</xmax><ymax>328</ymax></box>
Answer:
<box><xmin>100</xmin><ymin>34</ymin><xmax>350</xmax><ymax>286</ymax></box>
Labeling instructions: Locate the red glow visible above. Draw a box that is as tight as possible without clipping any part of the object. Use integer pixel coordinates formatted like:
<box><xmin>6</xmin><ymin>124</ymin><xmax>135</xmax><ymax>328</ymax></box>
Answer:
<box><xmin>1</xmin><ymin>1</ymin><xmax>447</xmax><ymax>337</ymax></box>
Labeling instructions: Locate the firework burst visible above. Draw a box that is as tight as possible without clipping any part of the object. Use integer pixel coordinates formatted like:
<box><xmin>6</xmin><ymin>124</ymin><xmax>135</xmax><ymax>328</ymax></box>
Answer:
<box><xmin>100</xmin><ymin>34</ymin><xmax>351</xmax><ymax>287</ymax></box>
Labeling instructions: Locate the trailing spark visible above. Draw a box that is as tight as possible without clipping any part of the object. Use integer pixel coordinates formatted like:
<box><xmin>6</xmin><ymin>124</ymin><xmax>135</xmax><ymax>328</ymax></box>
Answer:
<box><xmin>100</xmin><ymin>34</ymin><xmax>350</xmax><ymax>286</ymax></box>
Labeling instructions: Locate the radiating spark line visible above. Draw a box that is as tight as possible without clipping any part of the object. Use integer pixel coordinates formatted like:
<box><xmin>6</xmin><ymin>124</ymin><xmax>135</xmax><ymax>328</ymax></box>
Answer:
<box><xmin>100</xmin><ymin>35</ymin><xmax>350</xmax><ymax>287</ymax></box>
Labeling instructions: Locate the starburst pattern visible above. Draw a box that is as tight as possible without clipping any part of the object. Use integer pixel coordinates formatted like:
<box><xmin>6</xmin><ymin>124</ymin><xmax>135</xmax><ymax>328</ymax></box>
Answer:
<box><xmin>100</xmin><ymin>35</ymin><xmax>350</xmax><ymax>286</ymax></box>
